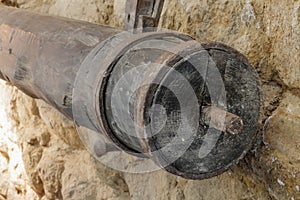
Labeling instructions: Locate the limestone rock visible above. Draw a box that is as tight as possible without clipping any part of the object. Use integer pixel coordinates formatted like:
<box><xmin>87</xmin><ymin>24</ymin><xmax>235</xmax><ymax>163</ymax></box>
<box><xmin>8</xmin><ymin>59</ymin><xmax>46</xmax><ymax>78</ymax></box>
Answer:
<box><xmin>123</xmin><ymin>168</ymin><xmax>270</xmax><ymax>200</ymax></box>
<box><xmin>36</xmin><ymin>100</ymin><xmax>84</xmax><ymax>150</ymax></box>
<box><xmin>246</xmin><ymin>92</ymin><xmax>300</xmax><ymax>199</ymax></box>
<box><xmin>0</xmin><ymin>80</ymin><xmax>39</xmax><ymax>200</ymax></box>
<box><xmin>48</xmin><ymin>0</ymin><xmax>114</xmax><ymax>25</ymax></box>
<box><xmin>160</xmin><ymin>0</ymin><xmax>299</xmax><ymax>88</ymax></box>
<box><xmin>264</xmin><ymin>93</ymin><xmax>300</xmax><ymax>163</ymax></box>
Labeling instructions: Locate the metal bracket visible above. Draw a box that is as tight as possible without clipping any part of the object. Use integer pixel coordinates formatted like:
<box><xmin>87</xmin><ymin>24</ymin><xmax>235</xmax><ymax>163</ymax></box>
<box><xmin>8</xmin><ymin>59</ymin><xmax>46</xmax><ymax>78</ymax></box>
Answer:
<box><xmin>125</xmin><ymin>0</ymin><xmax>165</xmax><ymax>32</ymax></box>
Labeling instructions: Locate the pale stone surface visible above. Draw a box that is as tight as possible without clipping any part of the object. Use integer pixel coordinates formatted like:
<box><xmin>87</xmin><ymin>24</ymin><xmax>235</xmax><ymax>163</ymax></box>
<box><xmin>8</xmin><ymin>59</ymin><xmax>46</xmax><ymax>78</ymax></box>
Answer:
<box><xmin>159</xmin><ymin>0</ymin><xmax>300</xmax><ymax>88</ymax></box>
<box><xmin>48</xmin><ymin>0</ymin><xmax>114</xmax><ymax>25</ymax></box>
<box><xmin>264</xmin><ymin>93</ymin><xmax>300</xmax><ymax>162</ymax></box>
<box><xmin>123</xmin><ymin>166</ymin><xmax>271</xmax><ymax>199</ymax></box>
<box><xmin>246</xmin><ymin>92</ymin><xmax>300</xmax><ymax>200</ymax></box>
<box><xmin>0</xmin><ymin>81</ymin><xmax>129</xmax><ymax>200</ymax></box>
<box><xmin>0</xmin><ymin>0</ymin><xmax>299</xmax><ymax>199</ymax></box>
<box><xmin>0</xmin><ymin>80</ymin><xmax>39</xmax><ymax>200</ymax></box>
<box><xmin>36</xmin><ymin>100</ymin><xmax>84</xmax><ymax>149</ymax></box>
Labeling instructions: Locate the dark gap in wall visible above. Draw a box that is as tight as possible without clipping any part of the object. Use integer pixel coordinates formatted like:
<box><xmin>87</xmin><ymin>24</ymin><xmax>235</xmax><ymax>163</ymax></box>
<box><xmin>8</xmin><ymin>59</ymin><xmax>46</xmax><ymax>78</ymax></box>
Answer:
<box><xmin>1</xmin><ymin>0</ymin><xmax>19</xmax><ymax>7</ymax></box>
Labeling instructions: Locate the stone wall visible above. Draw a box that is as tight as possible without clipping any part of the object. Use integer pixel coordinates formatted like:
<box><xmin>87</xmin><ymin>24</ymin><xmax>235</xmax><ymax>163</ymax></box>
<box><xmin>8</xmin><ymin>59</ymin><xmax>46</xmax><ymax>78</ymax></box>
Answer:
<box><xmin>0</xmin><ymin>0</ymin><xmax>299</xmax><ymax>199</ymax></box>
